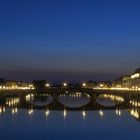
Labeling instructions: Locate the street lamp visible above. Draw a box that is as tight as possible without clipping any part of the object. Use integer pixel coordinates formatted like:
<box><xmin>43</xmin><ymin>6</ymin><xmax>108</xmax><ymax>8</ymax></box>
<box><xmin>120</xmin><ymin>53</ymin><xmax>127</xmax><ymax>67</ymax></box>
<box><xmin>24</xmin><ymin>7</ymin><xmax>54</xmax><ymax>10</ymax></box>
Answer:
<box><xmin>82</xmin><ymin>83</ymin><xmax>86</xmax><ymax>87</ymax></box>
<box><xmin>46</xmin><ymin>83</ymin><xmax>50</xmax><ymax>87</ymax></box>
<box><xmin>63</xmin><ymin>82</ymin><xmax>67</xmax><ymax>87</ymax></box>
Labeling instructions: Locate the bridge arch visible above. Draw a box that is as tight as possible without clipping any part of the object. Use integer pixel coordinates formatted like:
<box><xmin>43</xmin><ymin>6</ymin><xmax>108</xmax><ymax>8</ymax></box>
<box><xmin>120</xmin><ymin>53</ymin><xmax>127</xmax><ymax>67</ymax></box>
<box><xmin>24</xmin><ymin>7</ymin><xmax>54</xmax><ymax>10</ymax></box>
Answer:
<box><xmin>58</xmin><ymin>92</ymin><xmax>91</xmax><ymax>109</ymax></box>
<box><xmin>25</xmin><ymin>93</ymin><xmax>53</xmax><ymax>107</ymax></box>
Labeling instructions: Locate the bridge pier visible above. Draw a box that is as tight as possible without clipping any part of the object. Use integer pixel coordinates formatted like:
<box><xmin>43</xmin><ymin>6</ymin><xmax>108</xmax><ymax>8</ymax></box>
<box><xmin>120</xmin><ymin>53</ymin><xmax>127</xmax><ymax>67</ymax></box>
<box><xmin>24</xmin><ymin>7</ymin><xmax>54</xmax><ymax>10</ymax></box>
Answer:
<box><xmin>52</xmin><ymin>94</ymin><xmax>59</xmax><ymax>105</ymax></box>
<box><xmin>89</xmin><ymin>94</ymin><xmax>97</xmax><ymax>107</ymax></box>
<box><xmin>19</xmin><ymin>94</ymin><xmax>27</xmax><ymax>107</ymax></box>
<box><xmin>0</xmin><ymin>96</ymin><xmax>6</xmax><ymax>106</ymax></box>
<box><xmin>123</xmin><ymin>94</ymin><xmax>131</xmax><ymax>107</ymax></box>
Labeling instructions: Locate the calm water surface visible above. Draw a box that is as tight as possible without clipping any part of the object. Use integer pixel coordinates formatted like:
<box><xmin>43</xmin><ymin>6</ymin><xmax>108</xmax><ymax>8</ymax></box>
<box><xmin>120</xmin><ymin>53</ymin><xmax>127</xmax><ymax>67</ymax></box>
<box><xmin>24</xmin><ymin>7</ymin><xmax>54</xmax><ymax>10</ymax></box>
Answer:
<box><xmin>0</xmin><ymin>92</ymin><xmax>140</xmax><ymax>140</ymax></box>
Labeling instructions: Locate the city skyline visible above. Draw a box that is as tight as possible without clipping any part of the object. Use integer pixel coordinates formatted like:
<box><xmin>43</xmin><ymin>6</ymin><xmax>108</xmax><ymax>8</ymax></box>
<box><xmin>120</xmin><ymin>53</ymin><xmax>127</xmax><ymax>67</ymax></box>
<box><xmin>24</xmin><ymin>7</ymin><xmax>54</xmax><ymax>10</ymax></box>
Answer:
<box><xmin>1</xmin><ymin>0</ymin><xmax>140</xmax><ymax>81</ymax></box>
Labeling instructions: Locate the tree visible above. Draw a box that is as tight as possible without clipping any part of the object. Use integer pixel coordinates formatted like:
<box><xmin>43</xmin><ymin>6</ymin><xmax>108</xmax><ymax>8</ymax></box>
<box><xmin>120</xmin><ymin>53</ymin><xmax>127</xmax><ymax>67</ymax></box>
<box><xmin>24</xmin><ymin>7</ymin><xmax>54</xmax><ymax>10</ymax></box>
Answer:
<box><xmin>0</xmin><ymin>79</ymin><xmax>6</xmax><ymax>86</ymax></box>
<box><xmin>33</xmin><ymin>80</ymin><xmax>46</xmax><ymax>93</ymax></box>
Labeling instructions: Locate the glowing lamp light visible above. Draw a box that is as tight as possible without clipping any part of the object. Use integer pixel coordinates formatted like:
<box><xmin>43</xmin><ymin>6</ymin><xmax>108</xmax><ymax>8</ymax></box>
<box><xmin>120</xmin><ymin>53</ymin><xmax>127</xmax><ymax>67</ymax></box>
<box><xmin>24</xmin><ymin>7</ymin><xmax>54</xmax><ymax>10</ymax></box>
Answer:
<box><xmin>46</xmin><ymin>83</ymin><xmax>50</xmax><ymax>87</ymax></box>
<box><xmin>63</xmin><ymin>83</ymin><xmax>67</xmax><ymax>87</ymax></box>
<box><xmin>82</xmin><ymin>83</ymin><xmax>86</xmax><ymax>87</ymax></box>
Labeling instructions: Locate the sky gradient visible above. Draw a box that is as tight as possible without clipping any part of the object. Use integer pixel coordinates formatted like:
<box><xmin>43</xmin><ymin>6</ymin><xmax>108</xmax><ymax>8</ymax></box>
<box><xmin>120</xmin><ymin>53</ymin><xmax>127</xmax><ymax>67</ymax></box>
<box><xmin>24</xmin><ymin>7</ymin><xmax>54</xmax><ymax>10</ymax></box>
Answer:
<box><xmin>0</xmin><ymin>0</ymin><xmax>140</xmax><ymax>81</ymax></box>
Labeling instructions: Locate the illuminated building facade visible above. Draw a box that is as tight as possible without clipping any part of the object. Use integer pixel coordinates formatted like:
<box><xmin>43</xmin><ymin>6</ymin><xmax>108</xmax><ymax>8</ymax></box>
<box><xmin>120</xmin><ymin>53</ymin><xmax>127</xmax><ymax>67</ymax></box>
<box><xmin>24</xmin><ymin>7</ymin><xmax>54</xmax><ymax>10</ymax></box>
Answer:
<box><xmin>113</xmin><ymin>68</ymin><xmax>140</xmax><ymax>89</ymax></box>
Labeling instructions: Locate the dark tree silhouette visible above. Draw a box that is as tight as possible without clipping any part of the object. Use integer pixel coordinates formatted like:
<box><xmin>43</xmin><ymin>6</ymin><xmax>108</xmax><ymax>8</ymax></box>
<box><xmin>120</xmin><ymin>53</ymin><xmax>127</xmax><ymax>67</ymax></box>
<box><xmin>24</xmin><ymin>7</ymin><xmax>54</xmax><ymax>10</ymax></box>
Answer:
<box><xmin>0</xmin><ymin>79</ymin><xmax>6</xmax><ymax>85</ymax></box>
<box><xmin>33</xmin><ymin>80</ymin><xmax>46</xmax><ymax>93</ymax></box>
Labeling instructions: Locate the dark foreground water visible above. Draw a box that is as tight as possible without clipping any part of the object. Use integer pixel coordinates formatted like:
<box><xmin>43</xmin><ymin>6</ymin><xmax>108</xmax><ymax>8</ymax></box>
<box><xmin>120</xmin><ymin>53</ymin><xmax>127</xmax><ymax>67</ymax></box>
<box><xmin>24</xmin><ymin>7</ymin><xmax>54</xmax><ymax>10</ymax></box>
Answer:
<box><xmin>0</xmin><ymin>109</ymin><xmax>140</xmax><ymax>140</ymax></box>
<box><xmin>0</xmin><ymin>93</ymin><xmax>140</xmax><ymax>140</ymax></box>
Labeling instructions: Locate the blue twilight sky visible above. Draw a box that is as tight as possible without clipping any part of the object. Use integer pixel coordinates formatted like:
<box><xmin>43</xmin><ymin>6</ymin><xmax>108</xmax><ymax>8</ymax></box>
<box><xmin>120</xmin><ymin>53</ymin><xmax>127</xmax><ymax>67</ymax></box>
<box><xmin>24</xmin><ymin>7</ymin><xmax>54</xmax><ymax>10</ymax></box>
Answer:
<box><xmin>0</xmin><ymin>0</ymin><xmax>140</xmax><ymax>81</ymax></box>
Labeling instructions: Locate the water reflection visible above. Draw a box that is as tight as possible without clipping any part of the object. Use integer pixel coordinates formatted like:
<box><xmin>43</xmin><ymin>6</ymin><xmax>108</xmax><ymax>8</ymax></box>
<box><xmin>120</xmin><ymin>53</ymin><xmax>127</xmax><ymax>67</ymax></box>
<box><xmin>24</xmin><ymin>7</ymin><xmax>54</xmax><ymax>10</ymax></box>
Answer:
<box><xmin>63</xmin><ymin>109</ymin><xmax>67</xmax><ymax>118</ymax></box>
<box><xmin>6</xmin><ymin>97</ymin><xmax>20</xmax><ymax>107</ymax></box>
<box><xmin>59</xmin><ymin>92</ymin><xmax>90</xmax><ymax>108</ymax></box>
<box><xmin>28</xmin><ymin>108</ymin><xmax>33</xmax><ymax>115</ymax></box>
<box><xmin>116</xmin><ymin>109</ymin><xmax>122</xmax><ymax>116</ymax></box>
<box><xmin>0</xmin><ymin>106</ymin><xmax>5</xmax><ymax>113</ymax></box>
<box><xmin>12</xmin><ymin>108</ymin><xmax>18</xmax><ymax>114</ymax></box>
<box><xmin>130</xmin><ymin>100</ymin><xmax>140</xmax><ymax>108</ymax></box>
<box><xmin>96</xmin><ymin>94</ymin><xmax>124</xmax><ymax>107</ymax></box>
<box><xmin>0</xmin><ymin>92</ymin><xmax>140</xmax><ymax>122</ymax></box>
<box><xmin>26</xmin><ymin>94</ymin><xmax>53</xmax><ymax>107</ymax></box>
<box><xmin>45</xmin><ymin>109</ymin><xmax>50</xmax><ymax>117</ymax></box>
<box><xmin>82</xmin><ymin>110</ymin><xmax>86</xmax><ymax>119</ymax></box>
<box><xmin>99</xmin><ymin>110</ymin><xmax>104</xmax><ymax>117</ymax></box>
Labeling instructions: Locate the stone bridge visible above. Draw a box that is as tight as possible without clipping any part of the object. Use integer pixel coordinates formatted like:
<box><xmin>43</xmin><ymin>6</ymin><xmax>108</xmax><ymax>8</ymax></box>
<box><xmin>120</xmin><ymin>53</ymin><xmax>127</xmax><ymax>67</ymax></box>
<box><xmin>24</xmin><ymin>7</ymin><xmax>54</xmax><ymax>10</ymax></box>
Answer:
<box><xmin>0</xmin><ymin>87</ymin><xmax>139</xmax><ymax>111</ymax></box>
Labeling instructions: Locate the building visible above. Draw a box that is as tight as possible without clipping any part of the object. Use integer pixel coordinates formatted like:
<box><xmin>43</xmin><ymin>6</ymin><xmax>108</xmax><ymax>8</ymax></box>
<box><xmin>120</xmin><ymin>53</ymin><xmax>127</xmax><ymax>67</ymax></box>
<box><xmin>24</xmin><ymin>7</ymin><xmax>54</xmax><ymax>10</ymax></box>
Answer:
<box><xmin>112</xmin><ymin>68</ymin><xmax>140</xmax><ymax>89</ymax></box>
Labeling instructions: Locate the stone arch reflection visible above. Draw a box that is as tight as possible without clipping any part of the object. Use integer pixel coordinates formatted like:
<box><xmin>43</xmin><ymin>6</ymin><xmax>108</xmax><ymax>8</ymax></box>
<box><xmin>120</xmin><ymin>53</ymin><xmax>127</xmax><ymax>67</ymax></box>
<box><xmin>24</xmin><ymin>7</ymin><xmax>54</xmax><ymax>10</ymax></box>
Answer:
<box><xmin>58</xmin><ymin>92</ymin><xmax>91</xmax><ymax>108</ymax></box>
<box><xmin>96</xmin><ymin>94</ymin><xmax>124</xmax><ymax>107</ymax></box>
<box><xmin>130</xmin><ymin>109</ymin><xmax>140</xmax><ymax>121</ymax></box>
<box><xmin>26</xmin><ymin>94</ymin><xmax>53</xmax><ymax>107</ymax></box>
<box><xmin>6</xmin><ymin>97</ymin><xmax>20</xmax><ymax>107</ymax></box>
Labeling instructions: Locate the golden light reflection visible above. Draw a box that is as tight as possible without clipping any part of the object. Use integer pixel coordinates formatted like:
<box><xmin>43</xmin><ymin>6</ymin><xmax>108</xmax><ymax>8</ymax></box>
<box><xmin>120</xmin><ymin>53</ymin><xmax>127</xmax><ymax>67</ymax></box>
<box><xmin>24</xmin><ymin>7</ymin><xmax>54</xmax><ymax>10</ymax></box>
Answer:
<box><xmin>3</xmin><ymin>106</ymin><xmax>5</xmax><ymax>113</ymax></box>
<box><xmin>63</xmin><ymin>109</ymin><xmax>67</xmax><ymax>118</ymax></box>
<box><xmin>101</xmin><ymin>94</ymin><xmax>124</xmax><ymax>102</ymax></box>
<box><xmin>116</xmin><ymin>109</ymin><xmax>122</xmax><ymax>116</ymax></box>
<box><xmin>99</xmin><ymin>110</ymin><xmax>104</xmax><ymax>117</ymax></box>
<box><xmin>130</xmin><ymin>100</ymin><xmax>140</xmax><ymax>108</ymax></box>
<box><xmin>6</xmin><ymin>98</ymin><xmax>19</xmax><ymax>107</ymax></box>
<box><xmin>82</xmin><ymin>110</ymin><xmax>86</xmax><ymax>119</ymax></box>
<box><xmin>12</xmin><ymin>108</ymin><xmax>18</xmax><ymax>114</ymax></box>
<box><xmin>0</xmin><ymin>106</ymin><xmax>6</xmax><ymax>113</ymax></box>
<box><xmin>130</xmin><ymin>109</ymin><xmax>140</xmax><ymax>119</ymax></box>
<box><xmin>45</xmin><ymin>109</ymin><xmax>49</xmax><ymax>117</ymax></box>
<box><xmin>28</xmin><ymin>109</ymin><xmax>33</xmax><ymax>115</ymax></box>
<box><xmin>0</xmin><ymin>107</ymin><xmax>2</xmax><ymax>114</ymax></box>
